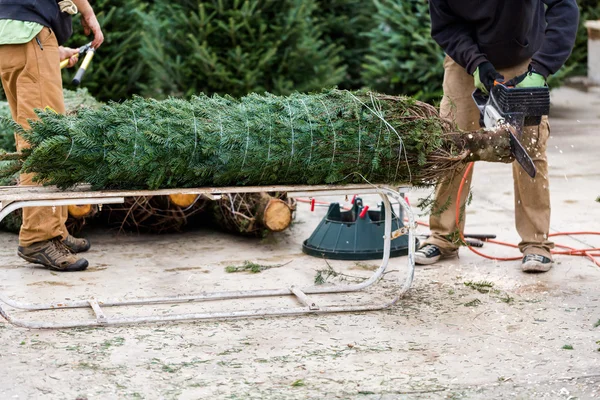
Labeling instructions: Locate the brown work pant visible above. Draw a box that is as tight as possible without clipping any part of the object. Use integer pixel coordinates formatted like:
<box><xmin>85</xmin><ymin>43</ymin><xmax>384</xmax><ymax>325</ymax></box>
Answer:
<box><xmin>0</xmin><ymin>27</ymin><xmax>69</xmax><ymax>247</ymax></box>
<box><xmin>423</xmin><ymin>56</ymin><xmax>554</xmax><ymax>258</ymax></box>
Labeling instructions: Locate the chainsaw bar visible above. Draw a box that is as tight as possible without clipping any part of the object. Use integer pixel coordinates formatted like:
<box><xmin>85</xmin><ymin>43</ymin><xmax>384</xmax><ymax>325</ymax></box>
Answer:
<box><xmin>507</xmin><ymin>126</ymin><xmax>536</xmax><ymax>178</ymax></box>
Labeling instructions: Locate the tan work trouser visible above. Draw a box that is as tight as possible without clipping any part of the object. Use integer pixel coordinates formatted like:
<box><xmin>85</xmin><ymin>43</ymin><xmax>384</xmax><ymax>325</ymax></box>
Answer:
<box><xmin>423</xmin><ymin>56</ymin><xmax>554</xmax><ymax>259</ymax></box>
<box><xmin>0</xmin><ymin>27</ymin><xmax>69</xmax><ymax>247</ymax></box>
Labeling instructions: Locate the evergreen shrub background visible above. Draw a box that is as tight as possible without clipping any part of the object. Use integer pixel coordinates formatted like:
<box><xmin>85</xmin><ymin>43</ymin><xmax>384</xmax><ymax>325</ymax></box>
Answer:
<box><xmin>361</xmin><ymin>0</ymin><xmax>444</xmax><ymax>102</ymax></box>
<box><xmin>1</xmin><ymin>1</ymin><xmax>598</xmax><ymax>103</ymax></box>
<box><xmin>135</xmin><ymin>0</ymin><xmax>346</xmax><ymax>99</ymax></box>
<box><xmin>0</xmin><ymin>101</ymin><xmax>13</xmax><ymax>151</ymax></box>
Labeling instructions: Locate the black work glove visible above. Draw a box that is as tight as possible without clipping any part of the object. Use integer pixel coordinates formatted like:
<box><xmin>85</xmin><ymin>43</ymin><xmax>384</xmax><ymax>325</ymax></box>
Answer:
<box><xmin>474</xmin><ymin>61</ymin><xmax>504</xmax><ymax>94</ymax></box>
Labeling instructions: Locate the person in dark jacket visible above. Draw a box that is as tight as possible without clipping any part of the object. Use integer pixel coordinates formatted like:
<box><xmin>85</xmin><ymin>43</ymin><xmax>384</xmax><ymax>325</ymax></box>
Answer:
<box><xmin>415</xmin><ymin>0</ymin><xmax>579</xmax><ymax>272</ymax></box>
<box><xmin>0</xmin><ymin>0</ymin><xmax>103</xmax><ymax>272</ymax></box>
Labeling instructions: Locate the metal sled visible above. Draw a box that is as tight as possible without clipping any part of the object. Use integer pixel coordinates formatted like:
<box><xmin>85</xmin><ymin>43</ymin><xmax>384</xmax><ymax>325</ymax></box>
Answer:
<box><xmin>0</xmin><ymin>184</ymin><xmax>416</xmax><ymax>329</ymax></box>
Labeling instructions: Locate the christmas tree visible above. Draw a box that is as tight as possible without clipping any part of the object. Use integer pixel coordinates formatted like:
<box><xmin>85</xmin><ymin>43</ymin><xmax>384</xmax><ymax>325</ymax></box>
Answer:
<box><xmin>3</xmin><ymin>89</ymin><xmax>512</xmax><ymax>191</ymax></box>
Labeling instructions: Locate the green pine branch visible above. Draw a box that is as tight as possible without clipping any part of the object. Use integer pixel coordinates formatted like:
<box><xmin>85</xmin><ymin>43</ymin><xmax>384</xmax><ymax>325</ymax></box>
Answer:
<box><xmin>6</xmin><ymin>89</ymin><xmax>513</xmax><ymax>191</ymax></box>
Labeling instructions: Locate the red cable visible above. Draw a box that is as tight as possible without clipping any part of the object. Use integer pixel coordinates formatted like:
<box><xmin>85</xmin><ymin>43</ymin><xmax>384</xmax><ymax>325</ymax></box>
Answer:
<box><xmin>456</xmin><ymin>162</ymin><xmax>600</xmax><ymax>267</ymax></box>
<box><xmin>295</xmin><ymin>176</ymin><xmax>600</xmax><ymax>267</ymax></box>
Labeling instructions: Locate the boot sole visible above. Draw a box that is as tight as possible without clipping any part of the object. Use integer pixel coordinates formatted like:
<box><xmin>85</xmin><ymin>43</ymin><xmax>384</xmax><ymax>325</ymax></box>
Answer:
<box><xmin>18</xmin><ymin>251</ymin><xmax>89</xmax><ymax>272</ymax></box>
<box><xmin>67</xmin><ymin>244</ymin><xmax>91</xmax><ymax>254</ymax></box>
<box><xmin>415</xmin><ymin>255</ymin><xmax>442</xmax><ymax>265</ymax></box>
<box><xmin>521</xmin><ymin>262</ymin><xmax>553</xmax><ymax>273</ymax></box>
<box><xmin>415</xmin><ymin>250</ymin><xmax>458</xmax><ymax>266</ymax></box>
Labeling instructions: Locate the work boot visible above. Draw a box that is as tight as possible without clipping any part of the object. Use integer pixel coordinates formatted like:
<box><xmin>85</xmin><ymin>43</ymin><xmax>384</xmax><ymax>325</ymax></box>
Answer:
<box><xmin>63</xmin><ymin>235</ymin><xmax>91</xmax><ymax>253</ymax></box>
<box><xmin>18</xmin><ymin>238</ymin><xmax>89</xmax><ymax>272</ymax></box>
<box><xmin>521</xmin><ymin>254</ymin><xmax>553</xmax><ymax>273</ymax></box>
<box><xmin>414</xmin><ymin>244</ymin><xmax>458</xmax><ymax>265</ymax></box>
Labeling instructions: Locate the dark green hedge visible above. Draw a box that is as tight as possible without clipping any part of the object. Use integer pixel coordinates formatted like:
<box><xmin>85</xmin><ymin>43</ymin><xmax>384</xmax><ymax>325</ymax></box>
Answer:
<box><xmin>361</xmin><ymin>0</ymin><xmax>444</xmax><ymax>102</ymax></box>
<box><xmin>2</xmin><ymin>1</ymin><xmax>599</xmax><ymax>103</ymax></box>
<box><xmin>136</xmin><ymin>0</ymin><xmax>345</xmax><ymax>99</ymax></box>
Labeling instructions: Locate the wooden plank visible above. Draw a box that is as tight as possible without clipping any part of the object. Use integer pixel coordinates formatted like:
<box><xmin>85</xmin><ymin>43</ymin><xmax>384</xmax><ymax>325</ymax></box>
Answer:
<box><xmin>290</xmin><ymin>286</ymin><xmax>320</xmax><ymax>310</ymax></box>
<box><xmin>87</xmin><ymin>298</ymin><xmax>107</xmax><ymax>324</ymax></box>
<box><xmin>0</xmin><ymin>184</ymin><xmax>408</xmax><ymax>202</ymax></box>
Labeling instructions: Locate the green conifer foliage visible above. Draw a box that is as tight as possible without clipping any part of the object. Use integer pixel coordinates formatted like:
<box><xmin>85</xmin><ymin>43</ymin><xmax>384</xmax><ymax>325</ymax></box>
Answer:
<box><xmin>0</xmin><ymin>101</ymin><xmax>13</xmax><ymax>152</ymax></box>
<box><xmin>0</xmin><ymin>89</ymin><xmax>100</xmax><ymax>153</ymax></box>
<box><xmin>138</xmin><ymin>0</ymin><xmax>346</xmax><ymax>99</ymax></box>
<box><xmin>361</xmin><ymin>0</ymin><xmax>444</xmax><ymax>101</ymax></box>
<box><xmin>0</xmin><ymin>100</ymin><xmax>16</xmax><ymax>187</ymax></box>
<box><xmin>548</xmin><ymin>2</ymin><xmax>600</xmax><ymax>86</ymax></box>
<box><xmin>570</xmin><ymin>1</ymin><xmax>600</xmax><ymax>76</ymax></box>
<box><xmin>12</xmin><ymin>90</ymin><xmax>476</xmax><ymax>190</ymax></box>
<box><xmin>313</xmin><ymin>0</ymin><xmax>377</xmax><ymax>89</ymax></box>
<box><xmin>0</xmin><ymin>89</ymin><xmax>101</xmax><ymax>187</ymax></box>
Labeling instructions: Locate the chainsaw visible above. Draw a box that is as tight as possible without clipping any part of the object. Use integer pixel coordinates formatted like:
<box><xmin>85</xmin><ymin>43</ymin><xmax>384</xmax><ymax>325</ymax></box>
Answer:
<box><xmin>472</xmin><ymin>83</ymin><xmax>550</xmax><ymax>178</ymax></box>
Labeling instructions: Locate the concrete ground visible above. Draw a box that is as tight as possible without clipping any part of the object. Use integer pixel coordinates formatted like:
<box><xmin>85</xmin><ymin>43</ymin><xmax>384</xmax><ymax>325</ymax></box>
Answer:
<box><xmin>0</xmin><ymin>87</ymin><xmax>599</xmax><ymax>400</ymax></box>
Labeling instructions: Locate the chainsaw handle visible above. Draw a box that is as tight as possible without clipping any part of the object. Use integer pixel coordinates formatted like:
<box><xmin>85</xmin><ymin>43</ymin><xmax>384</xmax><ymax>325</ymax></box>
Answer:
<box><xmin>472</xmin><ymin>89</ymin><xmax>488</xmax><ymax>115</ymax></box>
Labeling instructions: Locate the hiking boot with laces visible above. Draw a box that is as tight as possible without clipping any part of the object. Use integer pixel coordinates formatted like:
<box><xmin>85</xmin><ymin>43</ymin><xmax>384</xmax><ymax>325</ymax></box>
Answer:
<box><xmin>521</xmin><ymin>254</ymin><xmax>553</xmax><ymax>273</ymax></box>
<box><xmin>18</xmin><ymin>238</ymin><xmax>89</xmax><ymax>272</ymax></box>
<box><xmin>415</xmin><ymin>244</ymin><xmax>458</xmax><ymax>265</ymax></box>
<box><xmin>63</xmin><ymin>235</ymin><xmax>91</xmax><ymax>253</ymax></box>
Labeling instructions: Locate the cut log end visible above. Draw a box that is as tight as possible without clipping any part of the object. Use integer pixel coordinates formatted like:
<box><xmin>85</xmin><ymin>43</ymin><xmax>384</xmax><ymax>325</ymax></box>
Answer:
<box><xmin>169</xmin><ymin>194</ymin><xmax>200</xmax><ymax>208</ymax></box>
<box><xmin>68</xmin><ymin>204</ymin><xmax>95</xmax><ymax>219</ymax></box>
<box><xmin>446</xmin><ymin>127</ymin><xmax>513</xmax><ymax>164</ymax></box>
<box><xmin>262</xmin><ymin>199</ymin><xmax>292</xmax><ymax>232</ymax></box>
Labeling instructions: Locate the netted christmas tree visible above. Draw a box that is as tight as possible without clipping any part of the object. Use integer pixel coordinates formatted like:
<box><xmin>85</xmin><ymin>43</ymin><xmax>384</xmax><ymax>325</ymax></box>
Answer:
<box><xmin>2</xmin><ymin>89</ymin><xmax>513</xmax><ymax>191</ymax></box>
<box><xmin>138</xmin><ymin>0</ymin><xmax>345</xmax><ymax>99</ymax></box>
<box><xmin>361</xmin><ymin>0</ymin><xmax>444</xmax><ymax>102</ymax></box>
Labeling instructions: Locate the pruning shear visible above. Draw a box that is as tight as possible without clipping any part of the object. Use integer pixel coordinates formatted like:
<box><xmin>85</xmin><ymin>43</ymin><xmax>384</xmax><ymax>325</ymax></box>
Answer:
<box><xmin>59</xmin><ymin>42</ymin><xmax>95</xmax><ymax>85</ymax></box>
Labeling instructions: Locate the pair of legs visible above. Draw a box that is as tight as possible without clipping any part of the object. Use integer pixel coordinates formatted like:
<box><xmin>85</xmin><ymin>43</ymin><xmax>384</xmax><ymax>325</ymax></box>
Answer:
<box><xmin>418</xmin><ymin>56</ymin><xmax>553</xmax><ymax>271</ymax></box>
<box><xmin>0</xmin><ymin>27</ymin><xmax>89</xmax><ymax>271</ymax></box>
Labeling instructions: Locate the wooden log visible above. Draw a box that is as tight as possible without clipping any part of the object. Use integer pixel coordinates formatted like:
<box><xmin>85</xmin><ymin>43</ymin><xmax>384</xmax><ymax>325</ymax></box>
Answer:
<box><xmin>256</xmin><ymin>193</ymin><xmax>293</xmax><ymax>232</ymax></box>
<box><xmin>169</xmin><ymin>194</ymin><xmax>200</xmax><ymax>208</ymax></box>
<box><xmin>448</xmin><ymin>128</ymin><xmax>514</xmax><ymax>163</ymax></box>
<box><xmin>211</xmin><ymin>192</ymin><xmax>295</xmax><ymax>237</ymax></box>
<box><xmin>68</xmin><ymin>204</ymin><xmax>96</xmax><ymax>219</ymax></box>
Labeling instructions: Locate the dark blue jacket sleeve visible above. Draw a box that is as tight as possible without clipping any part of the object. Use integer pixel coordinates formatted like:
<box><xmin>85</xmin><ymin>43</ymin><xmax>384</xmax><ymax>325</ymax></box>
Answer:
<box><xmin>429</xmin><ymin>0</ymin><xmax>487</xmax><ymax>75</ymax></box>
<box><xmin>531</xmin><ymin>0</ymin><xmax>579</xmax><ymax>77</ymax></box>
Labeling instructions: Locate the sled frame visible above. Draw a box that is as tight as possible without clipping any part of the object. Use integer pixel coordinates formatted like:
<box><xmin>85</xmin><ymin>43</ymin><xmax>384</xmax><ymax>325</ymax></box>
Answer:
<box><xmin>0</xmin><ymin>184</ymin><xmax>416</xmax><ymax>329</ymax></box>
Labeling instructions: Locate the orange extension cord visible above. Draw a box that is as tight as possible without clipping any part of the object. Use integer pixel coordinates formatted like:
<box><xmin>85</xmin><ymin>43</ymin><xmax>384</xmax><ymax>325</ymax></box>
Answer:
<box><xmin>296</xmin><ymin>168</ymin><xmax>600</xmax><ymax>267</ymax></box>
<box><xmin>456</xmin><ymin>162</ymin><xmax>600</xmax><ymax>267</ymax></box>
